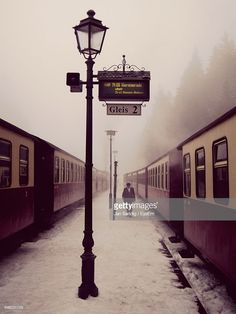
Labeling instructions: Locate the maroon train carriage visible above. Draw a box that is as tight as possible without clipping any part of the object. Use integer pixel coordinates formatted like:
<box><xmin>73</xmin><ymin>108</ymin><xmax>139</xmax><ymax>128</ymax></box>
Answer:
<box><xmin>0</xmin><ymin>119</ymin><xmax>35</xmax><ymax>243</ymax></box>
<box><xmin>179</xmin><ymin>106</ymin><xmax>236</xmax><ymax>285</ymax></box>
<box><xmin>34</xmin><ymin>138</ymin><xmax>87</xmax><ymax>224</ymax></box>
<box><xmin>124</xmin><ymin>106</ymin><xmax>236</xmax><ymax>286</ymax></box>
<box><xmin>0</xmin><ymin>118</ymin><xmax>108</xmax><ymax>248</ymax></box>
<box><xmin>124</xmin><ymin>148</ymin><xmax>183</xmax><ymax>234</ymax></box>
<box><xmin>146</xmin><ymin>148</ymin><xmax>183</xmax><ymax>234</ymax></box>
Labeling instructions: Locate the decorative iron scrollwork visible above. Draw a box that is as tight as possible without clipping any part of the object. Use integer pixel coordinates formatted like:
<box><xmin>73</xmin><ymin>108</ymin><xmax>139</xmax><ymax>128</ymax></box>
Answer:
<box><xmin>103</xmin><ymin>55</ymin><xmax>145</xmax><ymax>73</ymax></box>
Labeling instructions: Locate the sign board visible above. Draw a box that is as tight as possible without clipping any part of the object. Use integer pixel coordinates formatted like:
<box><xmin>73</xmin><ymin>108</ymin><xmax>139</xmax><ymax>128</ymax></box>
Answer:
<box><xmin>107</xmin><ymin>104</ymin><xmax>141</xmax><ymax>116</ymax></box>
<box><xmin>98</xmin><ymin>71</ymin><xmax>150</xmax><ymax>101</ymax></box>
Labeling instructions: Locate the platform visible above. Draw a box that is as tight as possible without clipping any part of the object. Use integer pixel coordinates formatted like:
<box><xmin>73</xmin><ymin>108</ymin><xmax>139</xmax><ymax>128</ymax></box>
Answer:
<box><xmin>0</xmin><ymin>191</ymin><xmax>234</xmax><ymax>314</ymax></box>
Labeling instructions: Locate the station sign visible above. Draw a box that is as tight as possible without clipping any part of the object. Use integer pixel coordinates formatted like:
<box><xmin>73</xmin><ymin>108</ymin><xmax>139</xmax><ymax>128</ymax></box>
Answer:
<box><xmin>98</xmin><ymin>71</ymin><xmax>150</xmax><ymax>101</ymax></box>
<box><xmin>107</xmin><ymin>103</ymin><xmax>141</xmax><ymax>116</ymax></box>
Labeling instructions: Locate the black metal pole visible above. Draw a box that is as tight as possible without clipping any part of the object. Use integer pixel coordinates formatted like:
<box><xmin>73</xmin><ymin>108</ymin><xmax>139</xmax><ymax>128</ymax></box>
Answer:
<box><xmin>109</xmin><ymin>135</ymin><xmax>113</xmax><ymax>208</ymax></box>
<box><xmin>78</xmin><ymin>55</ymin><xmax>98</xmax><ymax>299</ymax></box>
<box><xmin>112</xmin><ymin>160</ymin><xmax>118</xmax><ymax>220</ymax></box>
<box><xmin>113</xmin><ymin>161</ymin><xmax>118</xmax><ymax>203</ymax></box>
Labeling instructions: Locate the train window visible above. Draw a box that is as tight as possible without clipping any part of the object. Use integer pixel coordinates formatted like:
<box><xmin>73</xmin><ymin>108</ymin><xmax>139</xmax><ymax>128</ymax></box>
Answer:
<box><xmin>81</xmin><ymin>166</ymin><xmax>84</xmax><ymax>182</ymax></box>
<box><xmin>74</xmin><ymin>164</ymin><xmax>76</xmax><ymax>182</ymax></box>
<box><xmin>61</xmin><ymin>159</ymin><xmax>65</xmax><ymax>183</ymax></box>
<box><xmin>0</xmin><ymin>139</ymin><xmax>11</xmax><ymax>188</ymax></box>
<box><xmin>161</xmin><ymin>164</ymin><xmax>164</xmax><ymax>189</ymax></box>
<box><xmin>66</xmin><ymin>161</ymin><xmax>69</xmax><ymax>182</ymax></box>
<box><xmin>71</xmin><ymin>163</ymin><xmax>74</xmax><ymax>182</ymax></box>
<box><xmin>73</xmin><ymin>163</ymin><xmax>76</xmax><ymax>182</ymax></box>
<box><xmin>165</xmin><ymin>162</ymin><xmax>168</xmax><ymax>190</ymax></box>
<box><xmin>19</xmin><ymin>146</ymin><xmax>29</xmax><ymax>186</ymax></box>
<box><xmin>78</xmin><ymin>165</ymin><xmax>81</xmax><ymax>182</ymax></box>
<box><xmin>77</xmin><ymin>165</ymin><xmax>79</xmax><ymax>182</ymax></box>
<box><xmin>158</xmin><ymin>165</ymin><xmax>160</xmax><ymax>188</ymax></box>
<box><xmin>69</xmin><ymin>162</ymin><xmax>72</xmax><ymax>182</ymax></box>
<box><xmin>183</xmin><ymin>154</ymin><xmax>191</xmax><ymax>197</ymax></box>
<box><xmin>195</xmin><ymin>148</ymin><xmax>205</xmax><ymax>198</ymax></box>
<box><xmin>139</xmin><ymin>172</ymin><xmax>142</xmax><ymax>184</ymax></box>
<box><xmin>213</xmin><ymin>138</ymin><xmax>229</xmax><ymax>200</ymax></box>
<box><xmin>54</xmin><ymin>157</ymin><xmax>60</xmax><ymax>183</ymax></box>
<box><xmin>154</xmin><ymin>167</ymin><xmax>157</xmax><ymax>187</ymax></box>
<box><xmin>79</xmin><ymin>166</ymin><xmax>82</xmax><ymax>182</ymax></box>
<box><xmin>74</xmin><ymin>164</ymin><xmax>77</xmax><ymax>182</ymax></box>
<box><xmin>215</xmin><ymin>140</ymin><xmax>227</xmax><ymax>162</ymax></box>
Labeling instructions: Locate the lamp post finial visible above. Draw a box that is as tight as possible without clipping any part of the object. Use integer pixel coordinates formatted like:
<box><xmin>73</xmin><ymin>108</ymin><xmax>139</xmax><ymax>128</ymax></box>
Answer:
<box><xmin>87</xmin><ymin>9</ymin><xmax>95</xmax><ymax>18</ymax></box>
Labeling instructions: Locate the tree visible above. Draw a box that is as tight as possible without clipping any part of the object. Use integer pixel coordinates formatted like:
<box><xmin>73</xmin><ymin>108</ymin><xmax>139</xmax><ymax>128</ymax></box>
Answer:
<box><xmin>173</xmin><ymin>50</ymin><xmax>208</xmax><ymax>139</ymax></box>
<box><xmin>140</xmin><ymin>88</ymin><xmax>174</xmax><ymax>163</ymax></box>
<box><xmin>205</xmin><ymin>35</ymin><xmax>236</xmax><ymax>118</ymax></box>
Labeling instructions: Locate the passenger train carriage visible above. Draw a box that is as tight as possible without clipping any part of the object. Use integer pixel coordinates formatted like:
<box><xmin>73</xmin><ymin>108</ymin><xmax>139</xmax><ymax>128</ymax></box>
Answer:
<box><xmin>0</xmin><ymin>120</ymin><xmax>35</xmax><ymax>241</ymax></box>
<box><xmin>0</xmin><ymin>118</ymin><xmax>108</xmax><ymax>245</ymax></box>
<box><xmin>124</xmin><ymin>148</ymin><xmax>183</xmax><ymax>233</ymax></box>
<box><xmin>179</xmin><ymin>106</ymin><xmax>236</xmax><ymax>285</ymax></box>
<box><xmin>124</xmin><ymin>106</ymin><xmax>236</xmax><ymax>285</ymax></box>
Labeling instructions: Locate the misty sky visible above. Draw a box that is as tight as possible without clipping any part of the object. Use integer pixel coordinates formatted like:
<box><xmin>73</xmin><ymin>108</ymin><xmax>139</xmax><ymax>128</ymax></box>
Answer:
<box><xmin>1</xmin><ymin>0</ymin><xmax>236</xmax><ymax>177</ymax></box>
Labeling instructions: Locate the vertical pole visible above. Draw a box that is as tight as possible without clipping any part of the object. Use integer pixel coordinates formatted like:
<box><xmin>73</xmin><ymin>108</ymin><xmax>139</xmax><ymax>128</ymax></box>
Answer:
<box><xmin>78</xmin><ymin>55</ymin><xmax>98</xmax><ymax>299</ymax></box>
<box><xmin>113</xmin><ymin>161</ymin><xmax>118</xmax><ymax>203</ymax></box>
<box><xmin>122</xmin><ymin>54</ymin><xmax>126</xmax><ymax>74</ymax></box>
<box><xmin>109</xmin><ymin>135</ymin><xmax>113</xmax><ymax>208</ymax></box>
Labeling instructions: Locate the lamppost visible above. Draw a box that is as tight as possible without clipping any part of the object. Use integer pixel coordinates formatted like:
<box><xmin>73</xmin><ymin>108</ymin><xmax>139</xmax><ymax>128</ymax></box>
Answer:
<box><xmin>73</xmin><ymin>10</ymin><xmax>108</xmax><ymax>300</ymax></box>
<box><xmin>113</xmin><ymin>150</ymin><xmax>118</xmax><ymax>204</ymax></box>
<box><xmin>105</xmin><ymin>130</ymin><xmax>117</xmax><ymax>208</ymax></box>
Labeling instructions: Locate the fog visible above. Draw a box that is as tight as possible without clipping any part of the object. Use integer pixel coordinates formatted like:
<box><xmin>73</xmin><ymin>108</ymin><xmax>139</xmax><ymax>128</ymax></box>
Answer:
<box><xmin>1</xmin><ymin>0</ymin><xmax>236</xmax><ymax>178</ymax></box>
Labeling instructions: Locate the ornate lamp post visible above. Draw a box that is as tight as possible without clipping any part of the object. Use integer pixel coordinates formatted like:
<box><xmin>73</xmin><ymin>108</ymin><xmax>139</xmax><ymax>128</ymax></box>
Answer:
<box><xmin>73</xmin><ymin>10</ymin><xmax>108</xmax><ymax>299</ymax></box>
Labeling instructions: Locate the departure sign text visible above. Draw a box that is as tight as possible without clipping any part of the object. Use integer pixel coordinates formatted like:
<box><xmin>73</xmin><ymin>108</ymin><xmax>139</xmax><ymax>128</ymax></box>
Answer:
<box><xmin>99</xmin><ymin>80</ymin><xmax>149</xmax><ymax>101</ymax></box>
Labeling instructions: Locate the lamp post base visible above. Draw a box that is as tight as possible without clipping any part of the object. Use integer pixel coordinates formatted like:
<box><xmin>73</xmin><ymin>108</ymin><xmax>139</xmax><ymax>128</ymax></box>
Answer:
<box><xmin>78</xmin><ymin>282</ymin><xmax>99</xmax><ymax>299</ymax></box>
<box><xmin>78</xmin><ymin>252</ymin><xmax>99</xmax><ymax>299</ymax></box>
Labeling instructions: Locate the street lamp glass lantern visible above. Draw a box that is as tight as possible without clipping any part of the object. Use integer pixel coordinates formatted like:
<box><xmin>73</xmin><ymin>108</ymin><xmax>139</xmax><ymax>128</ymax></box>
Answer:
<box><xmin>73</xmin><ymin>10</ymin><xmax>108</xmax><ymax>58</ymax></box>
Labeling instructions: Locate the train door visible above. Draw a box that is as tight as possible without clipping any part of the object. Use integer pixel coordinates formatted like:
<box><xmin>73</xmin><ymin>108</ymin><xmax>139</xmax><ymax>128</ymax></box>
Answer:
<box><xmin>34</xmin><ymin>140</ymin><xmax>54</xmax><ymax>225</ymax></box>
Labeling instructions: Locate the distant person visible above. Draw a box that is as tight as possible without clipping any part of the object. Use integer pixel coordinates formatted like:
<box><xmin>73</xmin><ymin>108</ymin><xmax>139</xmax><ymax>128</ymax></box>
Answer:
<box><xmin>122</xmin><ymin>182</ymin><xmax>135</xmax><ymax>216</ymax></box>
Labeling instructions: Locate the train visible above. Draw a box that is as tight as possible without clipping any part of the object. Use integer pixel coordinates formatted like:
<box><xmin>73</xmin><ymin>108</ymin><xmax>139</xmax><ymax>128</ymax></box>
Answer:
<box><xmin>0</xmin><ymin>118</ymin><xmax>108</xmax><ymax>248</ymax></box>
<box><xmin>124</xmin><ymin>106</ymin><xmax>236</xmax><ymax>286</ymax></box>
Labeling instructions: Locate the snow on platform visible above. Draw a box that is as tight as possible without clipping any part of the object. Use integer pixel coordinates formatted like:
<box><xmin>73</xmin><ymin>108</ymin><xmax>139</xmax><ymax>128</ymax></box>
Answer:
<box><xmin>0</xmin><ymin>192</ymin><xmax>219</xmax><ymax>314</ymax></box>
<box><xmin>155</xmin><ymin>221</ymin><xmax>236</xmax><ymax>314</ymax></box>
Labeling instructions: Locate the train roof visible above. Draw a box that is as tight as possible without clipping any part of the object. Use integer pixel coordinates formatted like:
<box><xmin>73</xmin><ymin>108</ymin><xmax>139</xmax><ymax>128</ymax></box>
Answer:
<box><xmin>124</xmin><ymin>106</ymin><xmax>236</xmax><ymax>176</ymax></box>
<box><xmin>126</xmin><ymin>147</ymin><xmax>178</xmax><ymax>174</ymax></box>
<box><xmin>177</xmin><ymin>106</ymin><xmax>236</xmax><ymax>148</ymax></box>
<box><xmin>0</xmin><ymin>118</ymin><xmax>36</xmax><ymax>140</ymax></box>
<box><xmin>0</xmin><ymin>117</ymin><xmax>85</xmax><ymax>163</ymax></box>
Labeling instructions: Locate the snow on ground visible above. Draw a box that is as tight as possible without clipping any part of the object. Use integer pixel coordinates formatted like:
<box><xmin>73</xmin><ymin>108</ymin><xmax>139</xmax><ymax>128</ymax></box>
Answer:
<box><xmin>0</xmin><ymin>190</ymin><xmax>229</xmax><ymax>314</ymax></box>
<box><xmin>155</xmin><ymin>221</ymin><xmax>236</xmax><ymax>314</ymax></box>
